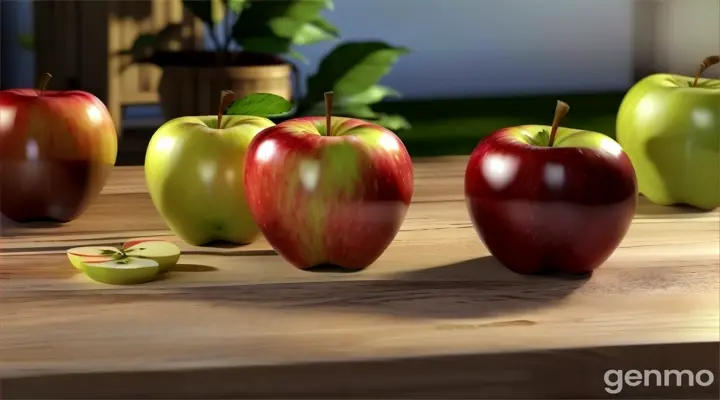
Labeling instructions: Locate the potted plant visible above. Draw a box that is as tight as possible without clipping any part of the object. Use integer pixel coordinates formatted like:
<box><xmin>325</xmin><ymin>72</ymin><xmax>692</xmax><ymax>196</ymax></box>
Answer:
<box><xmin>124</xmin><ymin>0</ymin><xmax>410</xmax><ymax>129</ymax></box>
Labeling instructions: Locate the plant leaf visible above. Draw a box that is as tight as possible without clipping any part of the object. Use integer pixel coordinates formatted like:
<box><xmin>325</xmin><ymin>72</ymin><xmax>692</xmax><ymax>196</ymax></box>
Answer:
<box><xmin>293</xmin><ymin>16</ymin><xmax>340</xmax><ymax>45</ymax></box>
<box><xmin>340</xmin><ymin>105</ymin><xmax>377</xmax><ymax>119</ymax></box>
<box><xmin>183</xmin><ymin>0</ymin><xmax>226</xmax><ymax>26</ymax></box>
<box><xmin>121</xmin><ymin>33</ymin><xmax>160</xmax><ymax>59</ymax></box>
<box><xmin>371</xmin><ymin>114</ymin><xmax>411</xmax><ymax>131</ymax></box>
<box><xmin>232</xmin><ymin>0</ymin><xmax>329</xmax><ymax>52</ymax></box>
<box><xmin>337</xmin><ymin>85</ymin><xmax>401</xmax><ymax>106</ymax></box>
<box><xmin>224</xmin><ymin>0</ymin><xmax>247</xmax><ymax>14</ymax></box>
<box><xmin>225</xmin><ymin>93</ymin><xmax>294</xmax><ymax>117</ymax></box>
<box><xmin>306</xmin><ymin>41</ymin><xmax>409</xmax><ymax>104</ymax></box>
<box><xmin>17</xmin><ymin>33</ymin><xmax>33</xmax><ymax>51</ymax></box>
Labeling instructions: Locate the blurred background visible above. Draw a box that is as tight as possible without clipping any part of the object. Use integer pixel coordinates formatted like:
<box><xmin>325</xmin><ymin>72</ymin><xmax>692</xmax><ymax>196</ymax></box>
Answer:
<box><xmin>1</xmin><ymin>0</ymin><xmax>718</xmax><ymax>163</ymax></box>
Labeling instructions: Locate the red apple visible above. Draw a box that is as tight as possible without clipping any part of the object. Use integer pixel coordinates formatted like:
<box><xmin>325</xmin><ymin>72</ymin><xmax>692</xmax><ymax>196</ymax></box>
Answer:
<box><xmin>244</xmin><ymin>92</ymin><xmax>413</xmax><ymax>271</ymax></box>
<box><xmin>465</xmin><ymin>101</ymin><xmax>637</xmax><ymax>274</ymax></box>
<box><xmin>0</xmin><ymin>73</ymin><xmax>117</xmax><ymax>223</ymax></box>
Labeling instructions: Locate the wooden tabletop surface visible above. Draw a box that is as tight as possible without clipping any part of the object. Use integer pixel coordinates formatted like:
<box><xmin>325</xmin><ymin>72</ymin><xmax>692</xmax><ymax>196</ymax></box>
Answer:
<box><xmin>1</xmin><ymin>156</ymin><xmax>719</xmax><ymax>399</ymax></box>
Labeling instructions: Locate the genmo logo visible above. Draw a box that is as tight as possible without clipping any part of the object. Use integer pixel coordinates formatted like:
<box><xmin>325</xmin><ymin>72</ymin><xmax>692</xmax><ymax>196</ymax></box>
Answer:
<box><xmin>604</xmin><ymin>369</ymin><xmax>715</xmax><ymax>394</ymax></box>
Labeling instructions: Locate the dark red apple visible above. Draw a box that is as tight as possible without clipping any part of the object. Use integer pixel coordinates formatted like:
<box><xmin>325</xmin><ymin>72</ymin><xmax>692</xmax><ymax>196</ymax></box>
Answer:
<box><xmin>0</xmin><ymin>73</ymin><xmax>117</xmax><ymax>223</ymax></box>
<box><xmin>465</xmin><ymin>101</ymin><xmax>637</xmax><ymax>274</ymax></box>
<box><xmin>244</xmin><ymin>92</ymin><xmax>413</xmax><ymax>271</ymax></box>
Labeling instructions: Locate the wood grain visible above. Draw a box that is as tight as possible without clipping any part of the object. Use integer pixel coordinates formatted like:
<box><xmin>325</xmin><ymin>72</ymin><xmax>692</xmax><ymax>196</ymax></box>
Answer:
<box><xmin>1</xmin><ymin>156</ymin><xmax>719</xmax><ymax>399</ymax></box>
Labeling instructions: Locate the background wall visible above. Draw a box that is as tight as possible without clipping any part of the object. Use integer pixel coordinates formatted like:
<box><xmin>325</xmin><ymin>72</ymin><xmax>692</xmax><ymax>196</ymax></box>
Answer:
<box><xmin>1</xmin><ymin>0</ymin><xmax>718</xmax><ymax>98</ymax></box>
<box><xmin>290</xmin><ymin>0</ymin><xmax>634</xmax><ymax>98</ymax></box>
<box><xmin>653</xmin><ymin>0</ymin><xmax>720</xmax><ymax>78</ymax></box>
<box><xmin>0</xmin><ymin>0</ymin><xmax>35</xmax><ymax>90</ymax></box>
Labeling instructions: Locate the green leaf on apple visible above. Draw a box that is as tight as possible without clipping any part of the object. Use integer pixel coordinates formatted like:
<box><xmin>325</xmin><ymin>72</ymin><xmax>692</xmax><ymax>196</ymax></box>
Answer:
<box><xmin>225</xmin><ymin>93</ymin><xmax>294</xmax><ymax>117</ymax></box>
<box><xmin>306</xmin><ymin>41</ymin><xmax>410</xmax><ymax>104</ymax></box>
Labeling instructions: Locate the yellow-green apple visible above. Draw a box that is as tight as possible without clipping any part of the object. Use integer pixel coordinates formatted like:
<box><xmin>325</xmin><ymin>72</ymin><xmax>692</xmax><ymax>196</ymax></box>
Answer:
<box><xmin>0</xmin><ymin>73</ymin><xmax>118</xmax><ymax>222</ymax></box>
<box><xmin>244</xmin><ymin>92</ymin><xmax>414</xmax><ymax>271</ymax></box>
<box><xmin>144</xmin><ymin>91</ymin><xmax>275</xmax><ymax>245</ymax></box>
<box><xmin>465</xmin><ymin>101</ymin><xmax>637</xmax><ymax>274</ymax></box>
<box><xmin>67</xmin><ymin>239</ymin><xmax>181</xmax><ymax>273</ymax></box>
<box><xmin>83</xmin><ymin>257</ymin><xmax>160</xmax><ymax>285</ymax></box>
<box><xmin>122</xmin><ymin>239</ymin><xmax>181</xmax><ymax>272</ymax></box>
<box><xmin>66</xmin><ymin>246</ymin><xmax>119</xmax><ymax>271</ymax></box>
<box><xmin>617</xmin><ymin>55</ymin><xmax>720</xmax><ymax>210</ymax></box>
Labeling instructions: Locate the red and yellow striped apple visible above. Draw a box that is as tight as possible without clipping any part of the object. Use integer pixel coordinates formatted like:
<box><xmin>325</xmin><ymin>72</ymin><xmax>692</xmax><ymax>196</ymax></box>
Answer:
<box><xmin>244</xmin><ymin>93</ymin><xmax>413</xmax><ymax>271</ymax></box>
<box><xmin>0</xmin><ymin>73</ymin><xmax>117</xmax><ymax>223</ymax></box>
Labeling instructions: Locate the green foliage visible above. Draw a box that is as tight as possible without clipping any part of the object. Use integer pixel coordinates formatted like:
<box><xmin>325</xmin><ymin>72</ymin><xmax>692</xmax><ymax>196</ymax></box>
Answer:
<box><xmin>17</xmin><ymin>33</ymin><xmax>34</xmax><ymax>52</ymax></box>
<box><xmin>300</xmin><ymin>42</ymin><xmax>410</xmax><ymax>130</ymax></box>
<box><xmin>123</xmin><ymin>0</ymin><xmax>411</xmax><ymax>130</ymax></box>
<box><xmin>225</xmin><ymin>93</ymin><xmax>293</xmax><ymax>117</ymax></box>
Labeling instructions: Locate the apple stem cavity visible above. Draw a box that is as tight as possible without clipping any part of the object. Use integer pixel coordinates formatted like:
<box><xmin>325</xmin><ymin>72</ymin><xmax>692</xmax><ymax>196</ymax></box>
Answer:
<box><xmin>37</xmin><ymin>73</ymin><xmax>52</xmax><ymax>96</ymax></box>
<box><xmin>324</xmin><ymin>91</ymin><xmax>334</xmax><ymax>136</ymax></box>
<box><xmin>217</xmin><ymin>90</ymin><xmax>235</xmax><ymax>129</ymax></box>
<box><xmin>692</xmin><ymin>55</ymin><xmax>720</xmax><ymax>87</ymax></box>
<box><xmin>547</xmin><ymin>100</ymin><xmax>570</xmax><ymax>147</ymax></box>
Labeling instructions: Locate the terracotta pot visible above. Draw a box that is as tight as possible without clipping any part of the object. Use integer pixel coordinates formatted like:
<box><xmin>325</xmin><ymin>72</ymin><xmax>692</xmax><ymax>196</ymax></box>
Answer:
<box><xmin>153</xmin><ymin>52</ymin><xmax>295</xmax><ymax>120</ymax></box>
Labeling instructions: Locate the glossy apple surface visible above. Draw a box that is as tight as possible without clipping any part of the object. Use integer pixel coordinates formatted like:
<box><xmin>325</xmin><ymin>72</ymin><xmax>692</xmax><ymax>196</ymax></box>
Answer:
<box><xmin>617</xmin><ymin>73</ymin><xmax>720</xmax><ymax>210</ymax></box>
<box><xmin>244</xmin><ymin>116</ymin><xmax>413</xmax><ymax>270</ymax></box>
<box><xmin>465</xmin><ymin>125</ymin><xmax>637</xmax><ymax>274</ymax></box>
<box><xmin>0</xmin><ymin>89</ymin><xmax>118</xmax><ymax>222</ymax></box>
<box><xmin>145</xmin><ymin>115</ymin><xmax>275</xmax><ymax>245</ymax></box>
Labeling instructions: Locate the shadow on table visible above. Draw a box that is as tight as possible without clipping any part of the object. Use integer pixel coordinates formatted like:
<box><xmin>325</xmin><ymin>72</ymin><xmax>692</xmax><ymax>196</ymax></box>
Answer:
<box><xmin>165</xmin><ymin>256</ymin><xmax>590</xmax><ymax>320</ymax></box>
<box><xmin>634</xmin><ymin>195</ymin><xmax>713</xmax><ymax>218</ymax></box>
<box><xmin>0</xmin><ymin>214</ymin><xmax>65</xmax><ymax>237</ymax></box>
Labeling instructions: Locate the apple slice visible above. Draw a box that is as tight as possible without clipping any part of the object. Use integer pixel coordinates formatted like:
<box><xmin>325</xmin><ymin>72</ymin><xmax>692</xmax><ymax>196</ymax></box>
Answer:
<box><xmin>66</xmin><ymin>246</ymin><xmax>121</xmax><ymax>271</ymax></box>
<box><xmin>122</xmin><ymin>239</ymin><xmax>181</xmax><ymax>273</ymax></box>
<box><xmin>83</xmin><ymin>257</ymin><xmax>160</xmax><ymax>285</ymax></box>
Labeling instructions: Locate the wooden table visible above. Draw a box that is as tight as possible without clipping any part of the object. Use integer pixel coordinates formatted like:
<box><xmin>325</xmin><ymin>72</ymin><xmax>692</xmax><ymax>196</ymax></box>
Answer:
<box><xmin>1</xmin><ymin>157</ymin><xmax>719</xmax><ymax>399</ymax></box>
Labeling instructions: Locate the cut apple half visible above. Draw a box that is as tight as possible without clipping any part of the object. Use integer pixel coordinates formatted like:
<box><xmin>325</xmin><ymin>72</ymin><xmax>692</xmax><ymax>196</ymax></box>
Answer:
<box><xmin>122</xmin><ymin>239</ymin><xmax>181</xmax><ymax>273</ymax></box>
<box><xmin>66</xmin><ymin>246</ymin><xmax>121</xmax><ymax>271</ymax></box>
<box><xmin>83</xmin><ymin>257</ymin><xmax>160</xmax><ymax>285</ymax></box>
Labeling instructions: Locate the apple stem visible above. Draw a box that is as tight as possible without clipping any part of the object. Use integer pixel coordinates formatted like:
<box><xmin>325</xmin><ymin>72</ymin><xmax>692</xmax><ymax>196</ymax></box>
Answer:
<box><xmin>217</xmin><ymin>90</ymin><xmax>235</xmax><ymax>129</ymax></box>
<box><xmin>37</xmin><ymin>73</ymin><xmax>52</xmax><ymax>96</ymax></box>
<box><xmin>548</xmin><ymin>100</ymin><xmax>570</xmax><ymax>147</ymax></box>
<box><xmin>692</xmin><ymin>55</ymin><xmax>720</xmax><ymax>87</ymax></box>
<box><xmin>324</xmin><ymin>91</ymin><xmax>334</xmax><ymax>136</ymax></box>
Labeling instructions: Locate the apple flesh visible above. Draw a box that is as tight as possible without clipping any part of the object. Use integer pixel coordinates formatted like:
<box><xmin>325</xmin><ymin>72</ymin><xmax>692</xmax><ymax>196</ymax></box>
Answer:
<box><xmin>465</xmin><ymin>125</ymin><xmax>637</xmax><ymax>274</ymax></box>
<box><xmin>0</xmin><ymin>85</ymin><xmax>117</xmax><ymax>223</ymax></box>
<box><xmin>83</xmin><ymin>257</ymin><xmax>160</xmax><ymax>285</ymax></box>
<box><xmin>122</xmin><ymin>239</ymin><xmax>181</xmax><ymax>273</ymax></box>
<box><xmin>617</xmin><ymin>72</ymin><xmax>720</xmax><ymax>210</ymax></box>
<box><xmin>145</xmin><ymin>115</ymin><xmax>275</xmax><ymax>246</ymax></box>
<box><xmin>66</xmin><ymin>246</ymin><xmax>121</xmax><ymax>271</ymax></box>
<box><xmin>244</xmin><ymin>116</ymin><xmax>414</xmax><ymax>271</ymax></box>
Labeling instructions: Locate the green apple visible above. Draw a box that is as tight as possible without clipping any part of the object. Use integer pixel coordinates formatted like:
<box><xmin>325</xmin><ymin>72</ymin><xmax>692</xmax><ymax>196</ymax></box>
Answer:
<box><xmin>617</xmin><ymin>55</ymin><xmax>720</xmax><ymax>210</ymax></box>
<box><xmin>145</xmin><ymin>91</ymin><xmax>276</xmax><ymax>246</ymax></box>
<box><xmin>83</xmin><ymin>257</ymin><xmax>159</xmax><ymax>285</ymax></box>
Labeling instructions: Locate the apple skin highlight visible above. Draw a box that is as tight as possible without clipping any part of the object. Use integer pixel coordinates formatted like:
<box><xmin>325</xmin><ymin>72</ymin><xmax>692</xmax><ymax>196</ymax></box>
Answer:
<box><xmin>465</xmin><ymin>126</ymin><xmax>638</xmax><ymax>275</ymax></box>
